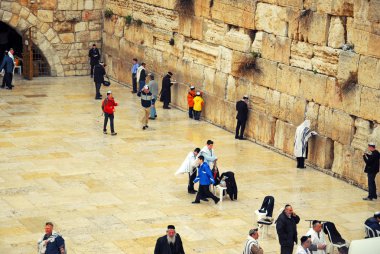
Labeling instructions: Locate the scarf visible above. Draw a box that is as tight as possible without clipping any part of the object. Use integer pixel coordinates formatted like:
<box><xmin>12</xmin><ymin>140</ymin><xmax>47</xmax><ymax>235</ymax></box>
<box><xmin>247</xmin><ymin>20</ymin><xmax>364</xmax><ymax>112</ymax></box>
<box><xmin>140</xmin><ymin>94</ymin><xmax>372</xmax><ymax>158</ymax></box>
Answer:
<box><xmin>243</xmin><ymin>236</ymin><xmax>259</xmax><ymax>254</ymax></box>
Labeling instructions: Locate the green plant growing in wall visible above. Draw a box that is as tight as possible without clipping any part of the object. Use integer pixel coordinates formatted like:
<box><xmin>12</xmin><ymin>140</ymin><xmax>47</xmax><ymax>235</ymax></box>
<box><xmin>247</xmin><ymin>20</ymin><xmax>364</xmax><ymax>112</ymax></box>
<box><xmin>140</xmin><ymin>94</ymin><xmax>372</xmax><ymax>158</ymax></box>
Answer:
<box><xmin>175</xmin><ymin>0</ymin><xmax>195</xmax><ymax>16</ymax></box>
<box><xmin>125</xmin><ymin>15</ymin><xmax>133</xmax><ymax>25</ymax></box>
<box><xmin>104</xmin><ymin>9</ymin><xmax>114</xmax><ymax>19</ymax></box>
<box><xmin>237</xmin><ymin>51</ymin><xmax>261</xmax><ymax>75</ymax></box>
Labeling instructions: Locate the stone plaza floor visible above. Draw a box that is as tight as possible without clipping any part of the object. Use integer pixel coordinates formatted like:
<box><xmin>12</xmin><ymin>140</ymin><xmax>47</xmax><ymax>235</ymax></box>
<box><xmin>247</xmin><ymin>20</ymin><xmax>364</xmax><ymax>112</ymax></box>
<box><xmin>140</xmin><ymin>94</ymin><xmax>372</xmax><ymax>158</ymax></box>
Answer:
<box><xmin>0</xmin><ymin>76</ymin><xmax>378</xmax><ymax>254</ymax></box>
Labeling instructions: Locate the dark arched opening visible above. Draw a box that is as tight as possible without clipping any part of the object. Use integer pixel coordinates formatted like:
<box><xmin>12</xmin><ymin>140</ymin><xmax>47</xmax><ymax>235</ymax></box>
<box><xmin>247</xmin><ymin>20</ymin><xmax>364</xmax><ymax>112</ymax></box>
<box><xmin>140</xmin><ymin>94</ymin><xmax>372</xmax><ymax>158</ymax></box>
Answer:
<box><xmin>0</xmin><ymin>21</ymin><xmax>51</xmax><ymax>77</ymax></box>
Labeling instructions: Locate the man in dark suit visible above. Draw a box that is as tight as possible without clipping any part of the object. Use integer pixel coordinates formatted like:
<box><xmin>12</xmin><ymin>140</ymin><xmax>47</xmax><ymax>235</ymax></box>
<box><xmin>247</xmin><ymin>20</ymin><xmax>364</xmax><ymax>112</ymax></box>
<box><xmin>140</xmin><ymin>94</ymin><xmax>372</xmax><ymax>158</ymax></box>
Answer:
<box><xmin>154</xmin><ymin>225</ymin><xmax>185</xmax><ymax>254</ymax></box>
<box><xmin>0</xmin><ymin>48</ymin><xmax>14</xmax><ymax>90</ymax></box>
<box><xmin>363</xmin><ymin>142</ymin><xmax>380</xmax><ymax>201</ymax></box>
<box><xmin>88</xmin><ymin>44</ymin><xmax>100</xmax><ymax>78</ymax></box>
<box><xmin>160</xmin><ymin>72</ymin><xmax>174</xmax><ymax>109</ymax></box>
<box><xmin>276</xmin><ymin>204</ymin><xmax>300</xmax><ymax>254</ymax></box>
<box><xmin>93</xmin><ymin>61</ymin><xmax>106</xmax><ymax>100</ymax></box>
<box><xmin>235</xmin><ymin>95</ymin><xmax>249</xmax><ymax>140</ymax></box>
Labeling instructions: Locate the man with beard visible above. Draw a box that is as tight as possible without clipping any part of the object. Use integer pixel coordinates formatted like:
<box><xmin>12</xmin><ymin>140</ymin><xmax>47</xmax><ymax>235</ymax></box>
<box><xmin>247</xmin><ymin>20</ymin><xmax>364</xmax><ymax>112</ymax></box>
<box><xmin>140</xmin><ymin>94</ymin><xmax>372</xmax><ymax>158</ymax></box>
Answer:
<box><xmin>160</xmin><ymin>71</ymin><xmax>174</xmax><ymax>109</ymax></box>
<box><xmin>154</xmin><ymin>225</ymin><xmax>185</xmax><ymax>254</ymax></box>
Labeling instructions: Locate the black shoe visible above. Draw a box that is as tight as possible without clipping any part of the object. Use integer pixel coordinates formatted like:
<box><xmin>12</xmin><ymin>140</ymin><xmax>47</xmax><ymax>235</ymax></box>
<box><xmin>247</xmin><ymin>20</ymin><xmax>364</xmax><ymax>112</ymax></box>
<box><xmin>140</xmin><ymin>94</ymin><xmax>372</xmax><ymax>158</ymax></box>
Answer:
<box><xmin>10</xmin><ymin>85</ymin><xmax>14</xmax><ymax>88</ymax></box>
<box><xmin>215</xmin><ymin>198</ymin><xmax>220</xmax><ymax>204</ymax></box>
<box><xmin>363</xmin><ymin>197</ymin><xmax>373</xmax><ymax>201</ymax></box>
<box><xmin>5</xmin><ymin>87</ymin><xmax>12</xmax><ymax>90</ymax></box>
<box><xmin>148</xmin><ymin>117</ymin><xmax>155</xmax><ymax>120</ymax></box>
<box><xmin>192</xmin><ymin>201</ymin><xmax>200</xmax><ymax>204</ymax></box>
<box><xmin>95</xmin><ymin>97</ymin><xmax>102</xmax><ymax>100</ymax></box>
<box><xmin>131</xmin><ymin>91</ymin><xmax>137</xmax><ymax>94</ymax></box>
<box><xmin>155</xmin><ymin>114</ymin><xmax>157</xmax><ymax>117</ymax></box>
<box><xmin>142</xmin><ymin>126</ymin><xmax>146</xmax><ymax>130</ymax></box>
<box><xmin>188</xmin><ymin>191</ymin><xmax>197</xmax><ymax>194</ymax></box>
<box><xmin>145</xmin><ymin>125</ymin><xmax>148</xmax><ymax>128</ymax></box>
<box><xmin>111</xmin><ymin>132</ymin><xmax>117</xmax><ymax>136</ymax></box>
<box><xmin>163</xmin><ymin>106</ymin><xmax>171</xmax><ymax>109</ymax></box>
<box><xmin>239</xmin><ymin>137</ymin><xmax>246</xmax><ymax>140</ymax></box>
<box><xmin>235</xmin><ymin>136</ymin><xmax>239</xmax><ymax>139</ymax></box>
<box><xmin>201</xmin><ymin>198</ymin><xmax>209</xmax><ymax>202</ymax></box>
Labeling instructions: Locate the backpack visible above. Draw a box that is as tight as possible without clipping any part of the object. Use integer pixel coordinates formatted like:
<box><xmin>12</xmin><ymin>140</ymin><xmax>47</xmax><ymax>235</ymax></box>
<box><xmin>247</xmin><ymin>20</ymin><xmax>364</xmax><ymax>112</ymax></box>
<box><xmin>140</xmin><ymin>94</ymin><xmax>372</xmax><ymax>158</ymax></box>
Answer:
<box><xmin>101</xmin><ymin>98</ymin><xmax>108</xmax><ymax>112</ymax></box>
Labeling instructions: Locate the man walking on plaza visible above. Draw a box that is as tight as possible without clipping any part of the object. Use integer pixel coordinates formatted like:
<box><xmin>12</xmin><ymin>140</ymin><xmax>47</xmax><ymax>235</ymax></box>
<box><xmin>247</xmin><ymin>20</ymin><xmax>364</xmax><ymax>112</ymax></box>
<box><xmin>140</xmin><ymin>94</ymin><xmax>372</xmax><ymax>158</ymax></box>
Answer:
<box><xmin>139</xmin><ymin>85</ymin><xmax>152</xmax><ymax>130</ymax></box>
<box><xmin>93</xmin><ymin>61</ymin><xmax>106</xmax><ymax>100</ymax></box>
<box><xmin>102</xmin><ymin>90</ymin><xmax>118</xmax><ymax>135</ymax></box>
<box><xmin>235</xmin><ymin>95</ymin><xmax>249</xmax><ymax>140</ymax></box>
<box><xmin>276</xmin><ymin>204</ymin><xmax>300</xmax><ymax>254</ymax></box>
<box><xmin>160</xmin><ymin>71</ymin><xmax>174</xmax><ymax>109</ymax></box>
<box><xmin>243</xmin><ymin>228</ymin><xmax>264</xmax><ymax>254</ymax></box>
<box><xmin>154</xmin><ymin>225</ymin><xmax>185</xmax><ymax>254</ymax></box>
<box><xmin>192</xmin><ymin>155</ymin><xmax>220</xmax><ymax>204</ymax></box>
<box><xmin>88</xmin><ymin>44</ymin><xmax>100</xmax><ymax>78</ymax></box>
<box><xmin>131</xmin><ymin>58</ymin><xmax>139</xmax><ymax>93</ymax></box>
<box><xmin>363</xmin><ymin>142</ymin><xmax>379</xmax><ymax>201</ymax></box>
<box><xmin>0</xmin><ymin>48</ymin><xmax>14</xmax><ymax>90</ymax></box>
<box><xmin>147</xmin><ymin>73</ymin><xmax>158</xmax><ymax>119</ymax></box>
<box><xmin>37</xmin><ymin>222</ymin><xmax>66</xmax><ymax>254</ymax></box>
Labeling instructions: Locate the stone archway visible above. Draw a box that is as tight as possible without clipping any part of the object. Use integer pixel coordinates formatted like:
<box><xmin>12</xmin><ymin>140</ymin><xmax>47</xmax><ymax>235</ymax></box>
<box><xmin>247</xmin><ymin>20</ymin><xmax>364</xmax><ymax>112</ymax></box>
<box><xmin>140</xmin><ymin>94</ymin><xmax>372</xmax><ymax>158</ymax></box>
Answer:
<box><xmin>0</xmin><ymin>8</ymin><xmax>64</xmax><ymax>76</ymax></box>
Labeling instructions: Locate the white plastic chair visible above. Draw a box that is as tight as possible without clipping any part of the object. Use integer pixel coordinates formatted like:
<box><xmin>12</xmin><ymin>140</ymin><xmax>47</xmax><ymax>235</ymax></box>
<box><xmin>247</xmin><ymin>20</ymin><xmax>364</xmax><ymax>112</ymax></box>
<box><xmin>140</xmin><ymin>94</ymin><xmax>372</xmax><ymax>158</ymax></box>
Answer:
<box><xmin>325</xmin><ymin>225</ymin><xmax>349</xmax><ymax>254</ymax></box>
<box><xmin>215</xmin><ymin>185</ymin><xmax>227</xmax><ymax>204</ymax></box>
<box><xmin>364</xmin><ymin>225</ymin><xmax>376</xmax><ymax>238</ymax></box>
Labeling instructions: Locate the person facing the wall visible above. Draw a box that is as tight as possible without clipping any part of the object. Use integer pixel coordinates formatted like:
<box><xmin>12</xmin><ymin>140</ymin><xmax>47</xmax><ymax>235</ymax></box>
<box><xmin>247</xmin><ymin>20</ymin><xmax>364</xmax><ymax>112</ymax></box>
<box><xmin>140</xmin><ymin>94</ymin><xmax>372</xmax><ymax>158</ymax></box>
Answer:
<box><xmin>294</xmin><ymin>120</ymin><xmax>317</xmax><ymax>169</ymax></box>
<box><xmin>235</xmin><ymin>95</ymin><xmax>249</xmax><ymax>140</ymax></box>
<box><xmin>363</xmin><ymin>142</ymin><xmax>380</xmax><ymax>201</ymax></box>
<box><xmin>88</xmin><ymin>44</ymin><xmax>100</xmax><ymax>78</ymax></box>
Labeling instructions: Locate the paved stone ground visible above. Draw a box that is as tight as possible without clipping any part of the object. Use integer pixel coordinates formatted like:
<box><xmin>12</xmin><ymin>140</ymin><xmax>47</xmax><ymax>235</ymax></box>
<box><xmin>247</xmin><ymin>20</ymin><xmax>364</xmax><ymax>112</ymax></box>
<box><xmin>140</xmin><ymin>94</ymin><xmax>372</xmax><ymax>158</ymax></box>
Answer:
<box><xmin>0</xmin><ymin>76</ymin><xmax>378</xmax><ymax>254</ymax></box>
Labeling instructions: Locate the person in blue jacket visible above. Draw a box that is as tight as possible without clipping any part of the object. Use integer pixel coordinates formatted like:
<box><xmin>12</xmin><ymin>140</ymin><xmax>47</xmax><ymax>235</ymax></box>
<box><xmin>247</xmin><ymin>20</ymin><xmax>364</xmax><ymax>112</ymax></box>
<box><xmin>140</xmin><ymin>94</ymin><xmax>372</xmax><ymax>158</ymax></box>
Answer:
<box><xmin>192</xmin><ymin>155</ymin><xmax>220</xmax><ymax>204</ymax></box>
<box><xmin>0</xmin><ymin>48</ymin><xmax>15</xmax><ymax>90</ymax></box>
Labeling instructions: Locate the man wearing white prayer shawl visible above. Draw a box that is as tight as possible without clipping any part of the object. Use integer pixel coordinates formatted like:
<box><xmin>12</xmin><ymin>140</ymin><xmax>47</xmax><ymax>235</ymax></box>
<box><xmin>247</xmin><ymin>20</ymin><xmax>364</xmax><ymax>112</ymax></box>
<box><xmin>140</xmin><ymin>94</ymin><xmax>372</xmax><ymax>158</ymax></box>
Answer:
<box><xmin>294</xmin><ymin>120</ymin><xmax>317</xmax><ymax>168</ymax></box>
<box><xmin>198</xmin><ymin>140</ymin><xmax>217</xmax><ymax>168</ymax></box>
<box><xmin>306</xmin><ymin>221</ymin><xmax>327</xmax><ymax>254</ymax></box>
<box><xmin>296</xmin><ymin>236</ymin><xmax>312</xmax><ymax>254</ymax></box>
<box><xmin>175</xmin><ymin>148</ymin><xmax>200</xmax><ymax>194</ymax></box>
<box><xmin>243</xmin><ymin>228</ymin><xmax>264</xmax><ymax>254</ymax></box>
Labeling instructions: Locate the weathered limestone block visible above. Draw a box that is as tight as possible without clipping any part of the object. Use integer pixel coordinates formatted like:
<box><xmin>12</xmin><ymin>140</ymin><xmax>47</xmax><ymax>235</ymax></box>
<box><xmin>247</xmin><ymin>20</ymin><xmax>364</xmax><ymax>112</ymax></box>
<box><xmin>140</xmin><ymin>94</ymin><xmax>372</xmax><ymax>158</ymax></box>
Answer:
<box><xmin>299</xmin><ymin>70</ymin><xmax>327</xmax><ymax>105</ymax></box>
<box><xmin>249</xmin><ymin>84</ymin><xmax>269</xmax><ymax>112</ymax></box>
<box><xmin>308</xmin><ymin>136</ymin><xmax>334</xmax><ymax>169</ymax></box>
<box><xmin>89</xmin><ymin>20</ymin><xmax>101</xmax><ymax>31</ymax></box>
<box><xmin>277</xmin><ymin>93</ymin><xmax>306</xmax><ymax>124</ymax></box>
<box><xmin>211</xmin><ymin>0</ymin><xmax>255</xmax><ymax>29</ymax></box>
<box><xmin>341</xmin><ymin>84</ymin><xmax>362</xmax><ymax>116</ymax></box>
<box><xmin>58</xmin><ymin>0</ymin><xmax>74</xmax><ymax>10</ymax></box>
<box><xmin>37</xmin><ymin>10</ymin><xmax>53</xmax><ymax>23</ymax></box>
<box><xmin>217</xmin><ymin>46</ymin><xmax>232</xmax><ymax>74</ymax></box>
<box><xmin>290</xmin><ymin>41</ymin><xmax>313</xmax><ymax>70</ymax></box>
<box><xmin>226</xmin><ymin>75</ymin><xmax>236</xmax><ymax>102</ymax></box>
<box><xmin>82</xmin><ymin>10</ymin><xmax>102</xmax><ymax>21</ymax></box>
<box><xmin>183</xmin><ymin>41</ymin><xmax>219</xmax><ymax>67</ymax></box>
<box><xmin>369</xmin><ymin>125</ymin><xmax>380</xmax><ymax>147</ymax></box>
<box><xmin>203</xmin><ymin>19</ymin><xmax>227</xmax><ymax>45</ymax></box>
<box><xmin>19</xmin><ymin>7</ymin><xmax>30</xmax><ymax>20</ymax></box>
<box><xmin>178</xmin><ymin>16</ymin><xmax>191</xmax><ymax>37</ymax></box>
<box><xmin>336</xmin><ymin>51</ymin><xmax>359</xmax><ymax>83</ymax></box>
<box><xmin>325</xmin><ymin>77</ymin><xmax>343</xmax><ymax>110</ymax></box>
<box><xmin>251</xmin><ymin>31</ymin><xmax>263</xmax><ymax>53</ymax></box>
<box><xmin>194</xmin><ymin>0</ymin><xmax>211</xmax><ymax>18</ymax></box>
<box><xmin>74</xmin><ymin>22</ymin><xmax>88</xmax><ymax>32</ymax></box>
<box><xmin>84</xmin><ymin>0</ymin><xmax>94</xmax><ymax>10</ymax></box>
<box><xmin>223</xmin><ymin>28</ymin><xmax>251</xmax><ymax>52</ymax></box>
<box><xmin>317</xmin><ymin>0</ymin><xmax>354</xmax><ymax>16</ymax></box>
<box><xmin>262</xmin><ymin>33</ymin><xmax>291</xmax><ymax>65</ymax></box>
<box><xmin>234</xmin><ymin>78</ymin><xmax>250</xmax><ymax>102</ymax></box>
<box><xmin>8</xmin><ymin>15</ymin><xmax>19</xmax><ymax>28</ymax></box>
<box><xmin>328</xmin><ymin>16</ymin><xmax>345</xmax><ymax>48</ymax></box>
<box><xmin>27</xmin><ymin>12</ymin><xmax>38</xmax><ymax>25</ymax></box>
<box><xmin>311</xmin><ymin>46</ymin><xmax>340</xmax><ymax>76</ymax></box>
<box><xmin>59</xmin><ymin>33</ymin><xmax>75</xmax><ymax>43</ymax></box>
<box><xmin>274</xmin><ymin>120</ymin><xmax>296</xmax><ymax>155</ymax></box>
<box><xmin>358</xmin><ymin>56</ymin><xmax>380</xmax><ymax>89</ymax></box>
<box><xmin>347</xmin><ymin>18</ymin><xmax>369</xmax><ymax>56</ymax></box>
<box><xmin>299</xmin><ymin>11</ymin><xmax>329</xmax><ymax>45</ymax></box>
<box><xmin>133</xmin><ymin>2</ymin><xmax>178</xmax><ymax>31</ymax></box>
<box><xmin>359</xmin><ymin>87</ymin><xmax>380</xmax><ymax>122</ymax></box>
<box><xmin>40</xmin><ymin>0</ymin><xmax>57</xmax><ymax>10</ymax></box>
<box><xmin>90</xmin><ymin>30</ymin><xmax>101</xmax><ymax>41</ymax></box>
<box><xmin>351</xmin><ymin>118</ymin><xmax>372</xmax><ymax>151</ymax></box>
<box><xmin>10</xmin><ymin>2</ymin><xmax>21</xmax><ymax>15</ymax></box>
<box><xmin>305</xmin><ymin>102</ymin><xmax>320</xmax><ymax>128</ymax></box>
<box><xmin>191</xmin><ymin>16</ymin><xmax>203</xmax><ymax>41</ymax></box>
<box><xmin>75</xmin><ymin>31</ymin><xmax>91</xmax><ymax>42</ymax></box>
<box><xmin>368</xmin><ymin>0</ymin><xmax>380</xmax><ymax>23</ymax></box>
<box><xmin>53</xmin><ymin>22</ymin><xmax>73</xmax><ymax>33</ymax></box>
<box><xmin>332</xmin><ymin>142</ymin><xmax>367</xmax><ymax>186</ymax></box>
<box><xmin>255</xmin><ymin>3</ymin><xmax>288</xmax><ymax>36</ymax></box>
<box><xmin>276</xmin><ymin>64</ymin><xmax>301</xmax><ymax>97</ymax></box>
<box><xmin>45</xmin><ymin>28</ymin><xmax>56</xmax><ymax>41</ymax></box>
<box><xmin>245</xmin><ymin>110</ymin><xmax>276</xmax><ymax>145</ymax></box>
<box><xmin>318</xmin><ymin>106</ymin><xmax>354</xmax><ymax>145</ymax></box>
<box><xmin>277</xmin><ymin>0</ymin><xmax>303</xmax><ymax>9</ymax></box>
<box><xmin>367</xmin><ymin>33</ymin><xmax>380</xmax><ymax>59</ymax></box>
<box><xmin>114</xmin><ymin>16</ymin><xmax>125</xmax><ymax>38</ymax></box>
<box><xmin>249</xmin><ymin>58</ymin><xmax>278</xmax><ymax>90</ymax></box>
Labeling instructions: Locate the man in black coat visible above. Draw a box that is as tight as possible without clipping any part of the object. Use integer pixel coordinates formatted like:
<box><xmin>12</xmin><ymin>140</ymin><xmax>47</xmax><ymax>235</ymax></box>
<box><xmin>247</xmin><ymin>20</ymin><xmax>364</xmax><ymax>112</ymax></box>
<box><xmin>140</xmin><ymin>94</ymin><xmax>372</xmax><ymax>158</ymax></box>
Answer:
<box><xmin>160</xmin><ymin>72</ymin><xmax>174</xmax><ymax>109</ymax></box>
<box><xmin>154</xmin><ymin>225</ymin><xmax>185</xmax><ymax>254</ymax></box>
<box><xmin>235</xmin><ymin>95</ymin><xmax>249</xmax><ymax>140</ymax></box>
<box><xmin>276</xmin><ymin>204</ymin><xmax>300</xmax><ymax>254</ymax></box>
<box><xmin>93</xmin><ymin>62</ymin><xmax>106</xmax><ymax>100</ymax></box>
<box><xmin>363</xmin><ymin>142</ymin><xmax>380</xmax><ymax>201</ymax></box>
<box><xmin>88</xmin><ymin>44</ymin><xmax>100</xmax><ymax>78</ymax></box>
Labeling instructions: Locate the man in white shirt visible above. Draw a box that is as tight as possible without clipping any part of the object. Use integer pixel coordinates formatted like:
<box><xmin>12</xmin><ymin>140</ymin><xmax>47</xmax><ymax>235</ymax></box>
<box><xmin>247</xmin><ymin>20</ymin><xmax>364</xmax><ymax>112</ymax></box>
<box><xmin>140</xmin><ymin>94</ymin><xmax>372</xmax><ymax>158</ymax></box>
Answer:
<box><xmin>296</xmin><ymin>236</ymin><xmax>311</xmax><ymax>254</ymax></box>
<box><xmin>306</xmin><ymin>221</ymin><xmax>327</xmax><ymax>254</ymax></box>
<box><xmin>198</xmin><ymin>140</ymin><xmax>217</xmax><ymax>167</ymax></box>
<box><xmin>175</xmin><ymin>148</ymin><xmax>200</xmax><ymax>194</ymax></box>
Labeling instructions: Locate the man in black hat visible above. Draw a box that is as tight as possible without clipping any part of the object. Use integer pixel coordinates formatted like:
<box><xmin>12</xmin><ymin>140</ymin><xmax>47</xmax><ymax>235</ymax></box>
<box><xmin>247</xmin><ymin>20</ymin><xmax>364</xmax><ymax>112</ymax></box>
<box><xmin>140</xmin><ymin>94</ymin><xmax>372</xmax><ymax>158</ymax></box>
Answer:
<box><xmin>93</xmin><ymin>61</ymin><xmax>106</xmax><ymax>100</ymax></box>
<box><xmin>363</xmin><ymin>142</ymin><xmax>380</xmax><ymax>201</ymax></box>
<box><xmin>154</xmin><ymin>225</ymin><xmax>185</xmax><ymax>254</ymax></box>
<box><xmin>364</xmin><ymin>211</ymin><xmax>380</xmax><ymax>238</ymax></box>
<box><xmin>235</xmin><ymin>95</ymin><xmax>249</xmax><ymax>140</ymax></box>
<box><xmin>160</xmin><ymin>72</ymin><xmax>174</xmax><ymax>109</ymax></box>
<box><xmin>88</xmin><ymin>44</ymin><xmax>100</xmax><ymax>78</ymax></box>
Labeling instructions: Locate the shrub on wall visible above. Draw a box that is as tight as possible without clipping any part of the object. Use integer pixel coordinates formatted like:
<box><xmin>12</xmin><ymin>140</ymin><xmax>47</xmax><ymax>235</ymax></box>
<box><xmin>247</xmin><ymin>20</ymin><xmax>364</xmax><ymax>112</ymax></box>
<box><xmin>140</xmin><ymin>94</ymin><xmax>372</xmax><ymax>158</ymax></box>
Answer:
<box><xmin>125</xmin><ymin>15</ymin><xmax>133</xmax><ymax>25</ymax></box>
<box><xmin>175</xmin><ymin>0</ymin><xmax>195</xmax><ymax>16</ymax></box>
<box><xmin>104</xmin><ymin>9</ymin><xmax>114</xmax><ymax>19</ymax></box>
<box><xmin>238</xmin><ymin>51</ymin><xmax>261</xmax><ymax>75</ymax></box>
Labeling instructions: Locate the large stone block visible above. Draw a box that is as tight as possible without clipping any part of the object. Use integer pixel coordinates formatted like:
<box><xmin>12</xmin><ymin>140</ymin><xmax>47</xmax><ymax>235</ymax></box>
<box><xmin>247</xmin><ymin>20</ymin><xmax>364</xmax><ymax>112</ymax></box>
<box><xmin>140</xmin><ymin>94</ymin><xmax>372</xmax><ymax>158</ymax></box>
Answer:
<box><xmin>37</xmin><ymin>10</ymin><xmax>53</xmax><ymax>23</ymax></box>
<box><xmin>223</xmin><ymin>28</ymin><xmax>252</xmax><ymax>52</ymax></box>
<box><xmin>40</xmin><ymin>0</ymin><xmax>57</xmax><ymax>10</ymax></box>
<box><xmin>308</xmin><ymin>136</ymin><xmax>334</xmax><ymax>169</ymax></box>
<box><xmin>328</xmin><ymin>16</ymin><xmax>345</xmax><ymax>48</ymax></box>
<box><xmin>245</xmin><ymin>110</ymin><xmax>276</xmax><ymax>145</ymax></box>
<box><xmin>114</xmin><ymin>16</ymin><xmax>125</xmax><ymax>38</ymax></box>
<box><xmin>298</xmin><ymin>12</ymin><xmax>329</xmax><ymax>46</ymax></box>
<box><xmin>299</xmin><ymin>70</ymin><xmax>328</xmax><ymax>105</ymax></box>
<box><xmin>325</xmin><ymin>77</ymin><xmax>343</xmax><ymax>110</ymax></box>
<box><xmin>183</xmin><ymin>41</ymin><xmax>219</xmax><ymax>67</ymax></box>
<box><xmin>211</xmin><ymin>0</ymin><xmax>255</xmax><ymax>29</ymax></box>
<box><xmin>367</xmin><ymin>33</ymin><xmax>380</xmax><ymax>58</ymax></box>
<box><xmin>277</xmin><ymin>0</ymin><xmax>303</xmax><ymax>8</ymax></box>
<box><xmin>191</xmin><ymin>16</ymin><xmax>203</xmax><ymax>41</ymax></box>
<box><xmin>318</xmin><ymin>106</ymin><xmax>354</xmax><ymax>145</ymax></box>
<box><xmin>290</xmin><ymin>41</ymin><xmax>313</xmax><ymax>71</ymax></box>
<box><xmin>248</xmin><ymin>58</ymin><xmax>278</xmax><ymax>90</ymax></box>
<box><xmin>351</xmin><ymin>118</ymin><xmax>372</xmax><ymax>151</ymax></box>
<box><xmin>311</xmin><ymin>45</ymin><xmax>340</xmax><ymax>76</ymax></box>
<box><xmin>317</xmin><ymin>0</ymin><xmax>354</xmax><ymax>16</ymax></box>
<box><xmin>203</xmin><ymin>19</ymin><xmax>227</xmax><ymax>45</ymax></box>
<box><xmin>217</xmin><ymin>46</ymin><xmax>232</xmax><ymax>74</ymax></box>
<box><xmin>255</xmin><ymin>3</ymin><xmax>288</xmax><ymax>36</ymax></box>
<box><xmin>249</xmin><ymin>84</ymin><xmax>269</xmax><ymax>112</ymax></box>
<box><xmin>59</xmin><ymin>33</ymin><xmax>75</xmax><ymax>43</ymax></box>
<box><xmin>274</xmin><ymin>120</ymin><xmax>296</xmax><ymax>155</ymax></box>
<box><xmin>336</xmin><ymin>51</ymin><xmax>359</xmax><ymax>83</ymax></box>
<box><xmin>359</xmin><ymin>87</ymin><xmax>380</xmax><ymax>122</ymax></box>
<box><xmin>358</xmin><ymin>56</ymin><xmax>380</xmax><ymax>89</ymax></box>
<box><xmin>276</xmin><ymin>64</ymin><xmax>301</xmax><ymax>97</ymax></box>
<box><xmin>262</xmin><ymin>33</ymin><xmax>291</xmax><ymax>65</ymax></box>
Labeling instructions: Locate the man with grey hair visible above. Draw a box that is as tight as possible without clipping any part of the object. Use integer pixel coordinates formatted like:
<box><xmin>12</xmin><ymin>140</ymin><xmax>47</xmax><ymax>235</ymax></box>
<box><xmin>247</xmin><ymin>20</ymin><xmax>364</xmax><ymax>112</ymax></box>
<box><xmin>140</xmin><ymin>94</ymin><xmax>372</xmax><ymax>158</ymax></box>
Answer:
<box><xmin>243</xmin><ymin>228</ymin><xmax>264</xmax><ymax>254</ymax></box>
<box><xmin>147</xmin><ymin>73</ymin><xmax>158</xmax><ymax>120</ymax></box>
<box><xmin>276</xmin><ymin>204</ymin><xmax>300</xmax><ymax>254</ymax></box>
<box><xmin>154</xmin><ymin>225</ymin><xmax>185</xmax><ymax>254</ymax></box>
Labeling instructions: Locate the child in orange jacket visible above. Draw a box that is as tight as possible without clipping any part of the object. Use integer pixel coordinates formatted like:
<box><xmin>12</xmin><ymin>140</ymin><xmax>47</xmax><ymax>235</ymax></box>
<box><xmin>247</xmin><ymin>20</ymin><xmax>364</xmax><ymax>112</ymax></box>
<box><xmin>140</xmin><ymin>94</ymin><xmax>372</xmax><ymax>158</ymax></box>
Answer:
<box><xmin>187</xmin><ymin>86</ymin><xmax>196</xmax><ymax>119</ymax></box>
<box><xmin>193</xmin><ymin>91</ymin><xmax>204</xmax><ymax>121</ymax></box>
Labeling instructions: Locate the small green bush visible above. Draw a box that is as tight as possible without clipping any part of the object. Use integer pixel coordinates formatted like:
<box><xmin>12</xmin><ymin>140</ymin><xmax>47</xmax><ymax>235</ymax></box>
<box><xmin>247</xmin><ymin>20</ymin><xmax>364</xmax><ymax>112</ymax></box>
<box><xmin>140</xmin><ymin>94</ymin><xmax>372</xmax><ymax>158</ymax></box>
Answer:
<box><xmin>125</xmin><ymin>15</ymin><xmax>133</xmax><ymax>25</ymax></box>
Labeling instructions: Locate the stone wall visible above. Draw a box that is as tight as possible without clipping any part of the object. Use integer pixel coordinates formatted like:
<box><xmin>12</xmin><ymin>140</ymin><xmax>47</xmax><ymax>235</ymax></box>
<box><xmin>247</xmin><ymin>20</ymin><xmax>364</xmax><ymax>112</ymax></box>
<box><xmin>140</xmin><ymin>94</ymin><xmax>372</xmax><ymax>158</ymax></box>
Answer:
<box><xmin>0</xmin><ymin>0</ymin><xmax>103</xmax><ymax>76</ymax></box>
<box><xmin>102</xmin><ymin>0</ymin><xmax>380</xmax><ymax>190</ymax></box>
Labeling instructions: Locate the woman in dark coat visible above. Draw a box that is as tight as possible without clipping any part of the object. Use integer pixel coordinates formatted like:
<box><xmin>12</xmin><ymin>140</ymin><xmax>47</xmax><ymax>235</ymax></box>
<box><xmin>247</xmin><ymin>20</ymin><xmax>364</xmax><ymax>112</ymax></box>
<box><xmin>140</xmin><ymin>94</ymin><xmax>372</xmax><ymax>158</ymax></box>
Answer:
<box><xmin>160</xmin><ymin>72</ymin><xmax>173</xmax><ymax>109</ymax></box>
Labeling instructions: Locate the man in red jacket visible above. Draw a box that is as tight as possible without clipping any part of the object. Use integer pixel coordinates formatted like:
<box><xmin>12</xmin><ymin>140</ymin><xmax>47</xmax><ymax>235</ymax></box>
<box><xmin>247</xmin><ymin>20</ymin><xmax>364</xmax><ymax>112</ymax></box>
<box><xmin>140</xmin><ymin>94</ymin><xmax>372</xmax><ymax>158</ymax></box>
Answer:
<box><xmin>102</xmin><ymin>90</ymin><xmax>118</xmax><ymax>135</ymax></box>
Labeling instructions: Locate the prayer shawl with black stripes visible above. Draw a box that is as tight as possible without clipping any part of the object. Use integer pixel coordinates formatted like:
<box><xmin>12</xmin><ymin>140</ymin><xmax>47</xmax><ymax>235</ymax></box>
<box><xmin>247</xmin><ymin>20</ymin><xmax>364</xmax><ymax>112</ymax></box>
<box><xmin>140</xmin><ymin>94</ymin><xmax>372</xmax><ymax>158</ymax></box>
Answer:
<box><xmin>243</xmin><ymin>236</ymin><xmax>259</xmax><ymax>254</ymax></box>
<box><xmin>294</xmin><ymin>120</ymin><xmax>317</xmax><ymax>158</ymax></box>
